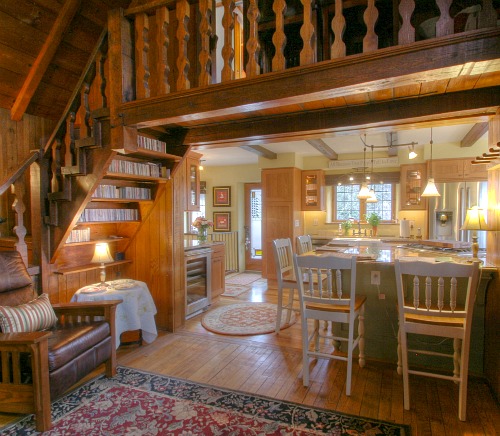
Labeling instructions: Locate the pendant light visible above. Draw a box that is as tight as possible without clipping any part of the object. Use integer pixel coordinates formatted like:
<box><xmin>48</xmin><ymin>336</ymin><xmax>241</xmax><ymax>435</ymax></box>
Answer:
<box><xmin>366</xmin><ymin>146</ymin><xmax>378</xmax><ymax>203</ymax></box>
<box><xmin>408</xmin><ymin>144</ymin><xmax>418</xmax><ymax>160</ymax></box>
<box><xmin>357</xmin><ymin>146</ymin><xmax>371</xmax><ymax>199</ymax></box>
<box><xmin>421</xmin><ymin>127</ymin><xmax>441</xmax><ymax>197</ymax></box>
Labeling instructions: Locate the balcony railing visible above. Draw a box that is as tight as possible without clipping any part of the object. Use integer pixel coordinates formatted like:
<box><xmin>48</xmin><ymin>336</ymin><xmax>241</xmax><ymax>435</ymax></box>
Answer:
<box><xmin>115</xmin><ymin>0</ymin><xmax>498</xmax><ymax>103</ymax></box>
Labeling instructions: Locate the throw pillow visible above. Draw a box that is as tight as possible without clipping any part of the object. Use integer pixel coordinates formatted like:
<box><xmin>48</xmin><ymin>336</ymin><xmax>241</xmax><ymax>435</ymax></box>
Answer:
<box><xmin>0</xmin><ymin>293</ymin><xmax>58</xmax><ymax>333</ymax></box>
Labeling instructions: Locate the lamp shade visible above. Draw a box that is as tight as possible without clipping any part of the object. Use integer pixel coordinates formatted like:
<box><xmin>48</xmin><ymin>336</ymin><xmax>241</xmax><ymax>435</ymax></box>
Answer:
<box><xmin>421</xmin><ymin>178</ymin><xmax>441</xmax><ymax>197</ymax></box>
<box><xmin>357</xmin><ymin>182</ymin><xmax>371</xmax><ymax>199</ymax></box>
<box><xmin>366</xmin><ymin>188</ymin><xmax>378</xmax><ymax>203</ymax></box>
<box><xmin>91</xmin><ymin>243</ymin><xmax>114</xmax><ymax>264</ymax></box>
<box><xmin>461</xmin><ymin>206</ymin><xmax>487</xmax><ymax>231</ymax></box>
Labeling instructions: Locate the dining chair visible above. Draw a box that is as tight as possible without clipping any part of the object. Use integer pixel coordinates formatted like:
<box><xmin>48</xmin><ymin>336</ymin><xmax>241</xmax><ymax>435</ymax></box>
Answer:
<box><xmin>296</xmin><ymin>235</ymin><xmax>313</xmax><ymax>255</ymax></box>
<box><xmin>272</xmin><ymin>238</ymin><xmax>300</xmax><ymax>333</ymax></box>
<box><xmin>394</xmin><ymin>259</ymin><xmax>481</xmax><ymax>421</ymax></box>
<box><xmin>293</xmin><ymin>252</ymin><xmax>366</xmax><ymax>395</ymax></box>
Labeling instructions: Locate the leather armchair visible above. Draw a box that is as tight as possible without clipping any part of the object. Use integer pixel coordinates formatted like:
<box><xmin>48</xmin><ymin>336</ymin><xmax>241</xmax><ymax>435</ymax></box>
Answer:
<box><xmin>0</xmin><ymin>251</ymin><xmax>120</xmax><ymax>431</ymax></box>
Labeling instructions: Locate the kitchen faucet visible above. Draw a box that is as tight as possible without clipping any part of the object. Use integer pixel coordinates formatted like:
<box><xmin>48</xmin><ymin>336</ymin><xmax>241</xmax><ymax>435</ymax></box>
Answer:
<box><xmin>352</xmin><ymin>219</ymin><xmax>366</xmax><ymax>237</ymax></box>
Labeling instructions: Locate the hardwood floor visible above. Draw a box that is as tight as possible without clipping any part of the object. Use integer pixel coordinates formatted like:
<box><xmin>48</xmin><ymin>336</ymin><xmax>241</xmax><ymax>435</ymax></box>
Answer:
<box><xmin>0</xmin><ymin>277</ymin><xmax>498</xmax><ymax>434</ymax></box>
<box><xmin>117</xmin><ymin>278</ymin><xmax>500</xmax><ymax>436</ymax></box>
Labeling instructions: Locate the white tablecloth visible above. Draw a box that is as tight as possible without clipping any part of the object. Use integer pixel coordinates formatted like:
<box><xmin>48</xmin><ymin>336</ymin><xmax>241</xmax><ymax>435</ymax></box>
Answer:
<box><xmin>71</xmin><ymin>279</ymin><xmax>158</xmax><ymax>348</ymax></box>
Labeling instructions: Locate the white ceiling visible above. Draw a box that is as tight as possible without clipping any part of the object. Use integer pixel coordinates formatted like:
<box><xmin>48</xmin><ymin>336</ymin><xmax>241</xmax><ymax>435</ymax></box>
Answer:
<box><xmin>198</xmin><ymin>123</ymin><xmax>489</xmax><ymax>167</ymax></box>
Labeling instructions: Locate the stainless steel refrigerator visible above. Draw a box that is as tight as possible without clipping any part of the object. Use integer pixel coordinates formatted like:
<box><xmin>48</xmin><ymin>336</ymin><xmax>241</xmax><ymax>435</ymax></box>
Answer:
<box><xmin>428</xmin><ymin>181</ymin><xmax>488</xmax><ymax>249</ymax></box>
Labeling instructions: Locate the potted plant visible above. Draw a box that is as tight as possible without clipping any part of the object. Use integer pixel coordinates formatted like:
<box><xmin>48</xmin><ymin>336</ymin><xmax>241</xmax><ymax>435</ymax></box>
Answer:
<box><xmin>365</xmin><ymin>212</ymin><xmax>381</xmax><ymax>236</ymax></box>
<box><xmin>341</xmin><ymin>220</ymin><xmax>353</xmax><ymax>236</ymax></box>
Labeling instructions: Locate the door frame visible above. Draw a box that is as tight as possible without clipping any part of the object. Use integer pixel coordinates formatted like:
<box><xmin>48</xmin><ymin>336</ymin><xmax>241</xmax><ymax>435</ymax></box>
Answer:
<box><xmin>244</xmin><ymin>182</ymin><xmax>262</xmax><ymax>271</ymax></box>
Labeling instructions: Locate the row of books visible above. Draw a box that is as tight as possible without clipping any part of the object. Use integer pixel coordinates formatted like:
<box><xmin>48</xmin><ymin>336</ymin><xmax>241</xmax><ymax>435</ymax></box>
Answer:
<box><xmin>78</xmin><ymin>208</ymin><xmax>139</xmax><ymax>222</ymax></box>
<box><xmin>66</xmin><ymin>227</ymin><xmax>91</xmax><ymax>243</ymax></box>
<box><xmin>108</xmin><ymin>159</ymin><xmax>162</xmax><ymax>178</ymax></box>
<box><xmin>92</xmin><ymin>184</ymin><xmax>152</xmax><ymax>200</ymax></box>
<box><xmin>137</xmin><ymin>136</ymin><xmax>167</xmax><ymax>154</ymax></box>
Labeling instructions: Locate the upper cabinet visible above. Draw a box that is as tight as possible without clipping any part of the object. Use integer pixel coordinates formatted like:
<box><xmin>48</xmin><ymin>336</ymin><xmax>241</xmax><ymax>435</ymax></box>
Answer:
<box><xmin>186</xmin><ymin>152</ymin><xmax>202</xmax><ymax>211</ymax></box>
<box><xmin>430</xmin><ymin>158</ymin><xmax>488</xmax><ymax>182</ymax></box>
<box><xmin>400</xmin><ymin>163</ymin><xmax>427</xmax><ymax>210</ymax></box>
<box><xmin>301</xmin><ymin>170</ymin><xmax>325</xmax><ymax>211</ymax></box>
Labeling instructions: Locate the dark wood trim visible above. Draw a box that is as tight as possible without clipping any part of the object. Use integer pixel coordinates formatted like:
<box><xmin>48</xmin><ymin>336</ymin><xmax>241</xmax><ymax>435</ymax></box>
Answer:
<box><xmin>184</xmin><ymin>87</ymin><xmax>500</xmax><ymax>147</ymax></box>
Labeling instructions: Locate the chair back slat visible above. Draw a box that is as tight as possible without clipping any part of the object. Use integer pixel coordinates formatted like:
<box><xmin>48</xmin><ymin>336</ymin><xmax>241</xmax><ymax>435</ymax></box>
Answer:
<box><xmin>272</xmin><ymin>238</ymin><xmax>296</xmax><ymax>286</ymax></box>
<box><xmin>296</xmin><ymin>235</ymin><xmax>313</xmax><ymax>255</ymax></box>
<box><xmin>396</xmin><ymin>260</ymin><xmax>480</xmax><ymax>319</ymax></box>
<box><xmin>294</xmin><ymin>253</ymin><xmax>357</xmax><ymax>310</ymax></box>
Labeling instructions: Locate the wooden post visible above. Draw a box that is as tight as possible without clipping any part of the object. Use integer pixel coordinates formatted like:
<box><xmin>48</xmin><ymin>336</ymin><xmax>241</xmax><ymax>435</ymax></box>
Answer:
<box><xmin>154</xmin><ymin>6</ymin><xmax>170</xmax><ymax>95</ymax></box>
<box><xmin>300</xmin><ymin>0</ymin><xmax>316</xmax><ymax>66</ymax></box>
<box><xmin>135</xmin><ymin>12</ymin><xmax>151</xmax><ymax>99</ymax></box>
<box><xmin>245</xmin><ymin>0</ymin><xmax>260</xmax><ymax>78</ymax></box>
<box><xmin>221</xmin><ymin>0</ymin><xmax>235</xmax><ymax>82</ymax></box>
<box><xmin>435</xmin><ymin>0</ymin><xmax>453</xmax><ymax>37</ymax></box>
<box><xmin>198</xmin><ymin>0</ymin><xmax>213</xmax><ymax>87</ymax></box>
<box><xmin>363</xmin><ymin>0</ymin><xmax>378</xmax><ymax>53</ymax></box>
<box><xmin>176</xmin><ymin>0</ymin><xmax>191</xmax><ymax>91</ymax></box>
<box><xmin>272</xmin><ymin>0</ymin><xmax>287</xmax><ymax>72</ymax></box>
<box><xmin>398</xmin><ymin>0</ymin><xmax>415</xmax><ymax>45</ymax></box>
<box><xmin>331</xmin><ymin>0</ymin><xmax>346</xmax><ymax>59</ymax></box>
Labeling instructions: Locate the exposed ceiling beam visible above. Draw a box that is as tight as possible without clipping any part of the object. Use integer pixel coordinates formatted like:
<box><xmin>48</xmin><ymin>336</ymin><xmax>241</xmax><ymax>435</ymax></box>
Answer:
<box><xmin>306</xmin><ymin>139</ymin><xmax>338</xmax><ymax>160</ymax></box>
<box><xmin>239</xmin><ymin>145</ymin><xmax>277</xmax><ymax>159</ymax></box>
<box><xmin>185</xmin><ymin>87</ymin><xmax>498</xmax><ymax>147</ymax></box>
<box><xmin>10</xmin><ymin>0</ymin><xmax>81</xmax><ymax>121</ymax></box>
<box><xmin>460</xmin><ymin>122</ymin><xmax>488</xmax><ymax>147</ymax></box>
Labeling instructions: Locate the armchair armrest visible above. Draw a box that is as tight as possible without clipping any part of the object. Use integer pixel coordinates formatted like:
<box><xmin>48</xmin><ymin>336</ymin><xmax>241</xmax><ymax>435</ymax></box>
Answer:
<box><xmin>52</xmin><ymin>300</ymin><xmax>121</xmax><ymax>320</ymax></box>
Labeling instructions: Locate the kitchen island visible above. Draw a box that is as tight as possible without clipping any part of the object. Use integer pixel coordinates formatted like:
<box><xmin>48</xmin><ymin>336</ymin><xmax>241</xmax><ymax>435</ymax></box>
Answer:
<box><xmin>312</xmin><ymin>239</ymin><xmax>495</xmax><ymax>376</ymax></box>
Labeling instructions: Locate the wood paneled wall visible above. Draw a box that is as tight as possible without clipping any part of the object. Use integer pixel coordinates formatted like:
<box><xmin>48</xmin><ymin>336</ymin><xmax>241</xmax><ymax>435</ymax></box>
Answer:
<box><xmin>0</xmin><ymin>108</ymin><xmax>54</xmax><ymax>236</ymax></box>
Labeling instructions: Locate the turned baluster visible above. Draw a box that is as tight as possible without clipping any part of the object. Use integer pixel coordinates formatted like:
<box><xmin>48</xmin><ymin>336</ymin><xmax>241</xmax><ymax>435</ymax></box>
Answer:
<box><xmin>51</xmin><ymin>138</ymin><xmax>63</xmax><ymax>194</ymax></box>
<box><xmin>65</xmin><ymin>112</ymin><xmax>76</xmax><ymax>167</ymax></box>
<box><xmin>478</xmin><ymin>0</ymin><xmax>496</xmax><ymax>28</ymax></box>
<box><xmin>11</xmin><ymin>180</ymin><xmax>28</xmax><ymax>267</ymax></box>
<box><xmin>176</xmin><ymin>0</ymin><xmax>190</xmax><ymax>91</ymax></box>
<box><xmin>272</xmin><ymin>0</ymin><xmax>287</xmax><ymax>72</ymax></box>
<box><xmin>363</xmin><ymin>0</ymin><xmax>378</xmax><ymax>53</ymax></box>
<box><xmin>97</xmin><ymin>43</ymin><xmax>108</xmax><ymax>108</ymax></box>
<box><xmin>300</xmin><ymin>0</ymin><xmax>316</xmax><ymax>66</ymax></box>
<box><xmin>398</xmin><ymin>0</ymin><xmax>415</xmax><ymax>45</ymax></box>
<box><xmin>331</xmin><ymin>0</ymin><xmax>346</xmax><ymax>59</ymax></box>
<box><xmin>245</xmin><ymin>0</ymin><xmax>260</xmax><ymax>78</ymax></box>
<box><xmin>155</xmin><ymin>6</ymin><xmax>170</xmax><ymax>95</ymax></box>
<box><xmin>135</xmin><ymin>12</ymin><xmax>151</xmax><ymax>99</ymax></box>
<box><xmin>81</xmin><ymin>81</ymin><xmax>92</xmax><ymax>139</ymax></box>
<box><xmin>435</xmin><ymin>0</ymin><xmax>453</xmax><ymax>37</ymax></box>
<box><xmin>199</xmin><ymin>0</ymin><xmax>213</xmax><ymax>87</ymax></box>
<box><xmin>221</xmin><ymin>0</ymin><xmax>235</xmax><ymax>82</ymax></box>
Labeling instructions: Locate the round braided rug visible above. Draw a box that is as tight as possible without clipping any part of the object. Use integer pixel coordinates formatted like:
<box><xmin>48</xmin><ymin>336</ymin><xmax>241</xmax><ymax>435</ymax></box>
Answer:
<box><xmin>201</xmin><ymin>302</ymin><xmax>296</xmax><ymax>336</ymax></box>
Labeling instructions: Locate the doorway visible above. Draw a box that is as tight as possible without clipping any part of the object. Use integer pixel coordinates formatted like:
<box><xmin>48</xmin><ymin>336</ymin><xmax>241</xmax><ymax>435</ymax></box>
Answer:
<box><xmin>244</xmin><ymin>183</ymin><xmax>262</xmax><ymax>271</ymax></box>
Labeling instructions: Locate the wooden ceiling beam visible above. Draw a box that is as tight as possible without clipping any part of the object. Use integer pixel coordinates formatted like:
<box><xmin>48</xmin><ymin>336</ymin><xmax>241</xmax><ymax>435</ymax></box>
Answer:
<box><xmin>306</xmin><ymin>139</ymin><xmax>338</xmax><ymax>159</ymax></box>
<box><xmin>460</xmin><ymin>122</ymin><xmax>488</xmax><ymax>147</ymax></box>
<box><xmin>10</xmin><ymin>0</ymin><xmax>81</xmax><ymax>121</ymax></box>
<box><xmin>185</xmin><ymin>87</ymin><xmax>499</xmax><ymax>147</ymax></box>
<box><xmin>239</xmin><ymin>145</ymin><xmax>277</xmax><ymax>159</ymax></box>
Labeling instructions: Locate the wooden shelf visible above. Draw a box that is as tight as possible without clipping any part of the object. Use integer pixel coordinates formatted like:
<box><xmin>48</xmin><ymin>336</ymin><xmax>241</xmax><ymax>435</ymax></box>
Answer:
<box><xmin>105</xmin><ymin>172</ymin><xmax>167</xmax><ymax>182</ymax></box>
<box><xmin>54</xmin><ymin>259</ymin><xmax>132</xmax><ymax>275</ymax></box>
<box><xmin>114</xmin><ymin>147</ymin><xmax>182</xmax><ymax>162</ymax></box>
<box><xmin>76</xmin><ymin>220</ymin><xmax>141</xmax><ymax>224</ymax></box>
<box><xmin>64</xmin><ymin>237</ymin><xmax>129</xmax><ymax>247</ymax></box>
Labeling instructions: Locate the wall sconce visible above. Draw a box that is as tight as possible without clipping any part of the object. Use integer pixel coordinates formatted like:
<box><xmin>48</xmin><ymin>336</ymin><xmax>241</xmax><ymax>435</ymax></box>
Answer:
<box><xmin>461</xmin><ymin>206</ymin><xmax>487</xmax><ymax>259</ymax></box>
<box><xmin>91</xmin><ymin>242</ymin><xmax>114</xmax><ymax>288</ymax></box>
<box><xmin>199</xmin><ymin>160</ymin><xmax>206</xmax><ymax>171</ymax></box>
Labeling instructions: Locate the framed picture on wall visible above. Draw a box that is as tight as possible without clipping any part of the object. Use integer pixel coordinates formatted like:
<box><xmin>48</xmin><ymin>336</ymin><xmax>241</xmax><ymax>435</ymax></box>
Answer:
<box><xmin>213</xmin><ymin>212</ymin><xmax>231</xmax><ymax>232</ymax></box>
<box><xmin>213</xmin><ymin>186</ymin><xmax>231</xmax><ymax>207</ymax></box>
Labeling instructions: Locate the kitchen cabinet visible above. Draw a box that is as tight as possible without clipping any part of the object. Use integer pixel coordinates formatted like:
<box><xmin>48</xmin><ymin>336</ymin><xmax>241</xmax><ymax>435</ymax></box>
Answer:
<box><xmin>211</xmin><ymin>243</ymin><xmax>225</xmax><ymax>300</ymax></box>
<box><xmin>400</xmin><ymin>163</ymin><xmax>427</xmax><ymax>210</ymax></box>
<box><xmin>186</xmin><ymin>152</ymin><xmax>202</xmax><ymax>211</ymax></box>
<box><xmin>430</xmin><ymin>158</ymin><xmax>488</xmax><ymax>182</ymax></box>
<box><xmin>301</xmin><ymin>170</ymin><xmax>325</xmax><ymax>211</ymax></box>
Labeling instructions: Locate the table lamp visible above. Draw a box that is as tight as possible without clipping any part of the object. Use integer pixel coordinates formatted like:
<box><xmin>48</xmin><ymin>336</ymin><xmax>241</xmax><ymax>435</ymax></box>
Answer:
<box><xmin>461</xmin><ymin>206</ymin><xmax>487</xmax><ymax>259</ymax></box>
<box><xmin>91</xmin><ymin>242</ymin><xmax>114</xmax><ymax>288</ymax></box>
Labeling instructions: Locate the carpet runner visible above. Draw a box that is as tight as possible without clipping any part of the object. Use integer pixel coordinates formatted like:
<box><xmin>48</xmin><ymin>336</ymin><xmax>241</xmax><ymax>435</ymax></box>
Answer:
<box><xmin>225</xmin><ymin>272</ymin><xmax>261</xmax><ymax>286</ymax></box>
<box><xmin>202</xmin><ymin>302</ymin><xmax>296</xmax><ymax>335</ymax></box>
<box><xmin>2</xmin><ymin>367</ymin><xmax>410</xmax><ymax>435</ymax></box>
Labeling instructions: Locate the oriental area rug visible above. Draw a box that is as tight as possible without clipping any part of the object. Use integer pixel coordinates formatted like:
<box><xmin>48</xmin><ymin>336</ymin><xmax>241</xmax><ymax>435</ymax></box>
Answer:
<box><xmin>202</xmin><ymin>302</ymin><xmax>296</xmax><ymax>335</ymax></box>
<box><xmin>221</xmin><ymin>283</ymin><xmax>251</xmax><ymax>297</ymax></box>
<box><xmin>2</xmin><ymin>367</ymin><xmax>410</xmax><ymax>435</ymax></box>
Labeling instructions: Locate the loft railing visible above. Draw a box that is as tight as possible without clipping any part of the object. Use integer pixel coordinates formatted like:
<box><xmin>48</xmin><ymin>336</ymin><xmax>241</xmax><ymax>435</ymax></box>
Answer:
<box><xmin>117</xmin><ymin>0</ymin><xmax>498</xmax><ymax>101</ymax></box>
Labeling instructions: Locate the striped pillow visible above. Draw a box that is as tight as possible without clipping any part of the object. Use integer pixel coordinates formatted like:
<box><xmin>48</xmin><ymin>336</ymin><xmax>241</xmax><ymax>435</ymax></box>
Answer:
<box><xmin>0</xmin><ymin>293</ymin><xmax>57</xmax><ymax>333</ymax></box>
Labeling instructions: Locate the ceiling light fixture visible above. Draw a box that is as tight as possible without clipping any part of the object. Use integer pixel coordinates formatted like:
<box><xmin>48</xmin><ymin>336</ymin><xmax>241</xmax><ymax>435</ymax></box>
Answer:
<box><xmin>357</xmin><ymin>145</ymin><xmax>371</xmax><ymax>200</ymax></box>
<box><xmin>421</xmin><ymin>127</ymin><xmax>441</xmax><ymax>197</ymax></box>
<box><xmin>366</xmin><ymin>146</ymin><xmax>378</xmax><ymax>203</ymax></box>
<box><xmin>199</xmin><ymin>160</ymin><xmax>205</xmax><ymax>171</ymax></box>
<box><xmin>408</xmin><ymin>144</ymin><xmax>418</xmax><ymax>160</ymax></box>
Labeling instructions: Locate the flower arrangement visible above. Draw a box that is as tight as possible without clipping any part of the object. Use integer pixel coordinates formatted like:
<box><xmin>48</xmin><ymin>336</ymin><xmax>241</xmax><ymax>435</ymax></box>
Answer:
<box><xmin>192</xmin><ymin>216</ymin><xmax>213</xmax><ymax>242</ymax></box>
<box><xmin>341</xmin><ymin>220</ymin><xmax>353</xmax><ymax>235</ymax></box>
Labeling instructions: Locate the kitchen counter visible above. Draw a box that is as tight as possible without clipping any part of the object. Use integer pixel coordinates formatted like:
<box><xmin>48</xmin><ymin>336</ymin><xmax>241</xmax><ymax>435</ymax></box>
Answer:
<box><xmin>184</xmin><ymin>240</ymin><xmax>224</xmax><ymax>251</ymax></box>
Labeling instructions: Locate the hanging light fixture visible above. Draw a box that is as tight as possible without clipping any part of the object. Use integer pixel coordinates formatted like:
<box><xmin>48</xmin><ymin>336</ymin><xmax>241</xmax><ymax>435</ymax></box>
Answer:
<box><xmin>366</xmin><ymin>146</ymin><xmax>378</xmax><ymax>203</ymax></box>
<box><xmin>408</xmin><ymin>144</ymin><xmax>418</xmax><ymax>160</ymax></box>
<box><xmin>421</xmin><ymin>127</ymin><xmax>441</xmax><ymax>197</ymax></box>
<box><xmin>357</xmin><ymin>146</ymin><xmax>371</xmax><ymax>199</ymax></box>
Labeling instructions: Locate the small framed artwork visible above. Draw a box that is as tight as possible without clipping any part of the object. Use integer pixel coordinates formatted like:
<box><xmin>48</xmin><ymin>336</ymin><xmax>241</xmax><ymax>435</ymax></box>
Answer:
<box><xmin>213</xmin><ymin>186</ymin><xmax>231</xmax><ymax>207</ymax></box>
<box><xmin>213</xmin><ymin>212</ymin><xmax>231</xmax><ymax>232</ymax></box>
